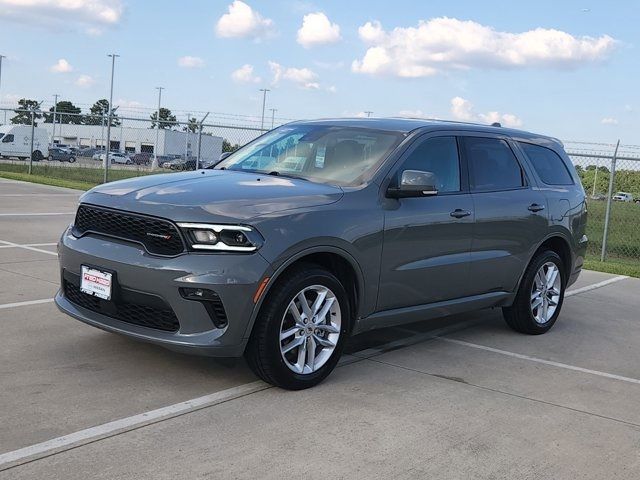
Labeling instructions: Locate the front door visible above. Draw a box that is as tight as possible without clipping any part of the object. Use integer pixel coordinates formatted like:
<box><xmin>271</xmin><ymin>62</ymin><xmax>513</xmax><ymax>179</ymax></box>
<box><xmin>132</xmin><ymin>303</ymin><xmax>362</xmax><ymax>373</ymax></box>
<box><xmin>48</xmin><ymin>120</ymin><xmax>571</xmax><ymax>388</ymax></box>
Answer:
<box><xmin>378</xmin><ymin>135</ymin><xmax>474</xmax><ymax>311</ymax></box>
<box><xmin>460</xmin><ymin>135</ymin><xmax>549</xmax><ymax>295</ymax></box>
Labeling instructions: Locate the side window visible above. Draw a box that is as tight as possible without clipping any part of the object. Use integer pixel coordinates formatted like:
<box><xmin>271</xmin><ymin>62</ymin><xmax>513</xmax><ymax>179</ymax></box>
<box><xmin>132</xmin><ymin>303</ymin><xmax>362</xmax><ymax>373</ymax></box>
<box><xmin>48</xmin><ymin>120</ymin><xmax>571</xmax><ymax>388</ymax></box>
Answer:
<box><xmin>518</xmin><ymin>142</ymin><xmax>574</xmax><ymax>185</ymax></box>
<box><xmin>400</xmin><ymin>136</ymin><xmax>461</xmax><ymax>193</ymax></box>
<box><xmin>2</xmin><ymin>134</ymin><xmax>14</xmax><ymax>143</ymax></box>
<box><xmin>463</xmin><ymin>137</ymin><xmax>525</xmax><ymax>191</ymax></box>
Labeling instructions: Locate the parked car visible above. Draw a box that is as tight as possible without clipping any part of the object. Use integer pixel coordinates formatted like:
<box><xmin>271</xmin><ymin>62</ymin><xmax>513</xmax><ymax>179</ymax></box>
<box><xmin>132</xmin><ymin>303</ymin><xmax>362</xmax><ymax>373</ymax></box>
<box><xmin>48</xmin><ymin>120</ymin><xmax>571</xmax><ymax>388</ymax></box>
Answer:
<box><xmin>0</xmin><ymin>125</ymin><xmax>48</xmax><ymax>160</ymax></box>
<box><xmin>48</xmin><ymin>147</ymin><xmax>76</xmax><ymax>163</ymax></box>
<box><xmin>612</xmin><ymin>192</ymin><xmax>634</xmax><ymax>202</ymax></box>
<box><xmin>164</xmin><ymin>157</ymin><xmax>198</xmax><ymax>171</ymax></box>
<box><xmin>97</xmin><ymin>152</ymin><xmax>132</xmax><ymax>164</ymax></box>
<box><xmin>56</xmin><ymin>118</ymin><xmax>587</xmax><ymax>390</ymax></box>
<box><xmin>156</xmin><ymin>155</ymin><xmax>176</xmax><ymax>167</ymax></box>
<box><xmin>131</xmin><ymin>152</ymin><xmax>152</xmax><ymax>166</ymax></box>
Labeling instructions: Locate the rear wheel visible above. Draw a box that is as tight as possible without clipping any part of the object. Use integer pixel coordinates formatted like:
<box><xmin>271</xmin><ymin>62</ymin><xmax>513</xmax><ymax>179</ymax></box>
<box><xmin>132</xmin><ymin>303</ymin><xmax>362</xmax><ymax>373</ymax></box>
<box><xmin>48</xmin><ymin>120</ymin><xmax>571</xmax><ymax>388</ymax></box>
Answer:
<box><xmin>32</xmin><ymin>150</ymin><xmax>43</xmax><ymax>161</ymax></box>
<box><xmin>503</xmin><ymin>250</ymin><xmax>565</xmax><ymax>334</ymax></box>
<box><xmin>245</xmin><ymin>265</ymin><xmax>349</xmax><ymax>390</ymax></box>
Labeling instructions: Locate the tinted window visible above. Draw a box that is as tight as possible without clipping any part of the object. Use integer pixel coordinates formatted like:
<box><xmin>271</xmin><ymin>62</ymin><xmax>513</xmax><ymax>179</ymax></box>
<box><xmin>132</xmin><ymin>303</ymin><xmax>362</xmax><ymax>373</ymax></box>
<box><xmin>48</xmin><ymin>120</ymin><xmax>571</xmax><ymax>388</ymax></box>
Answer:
<box><xmin>400</xmin><ymin>136</ymin><xmax>461</xmax><ymax>192</ymax></box>
<box><xmin>2</xmin><ymin>134</ymin><xmax>14</xmax><ymax>143</ymax></box>
<box><xmin>519</xmin><ymin>142</ymin><xmax>573</xmax><ymax>185</ymax></box>
<box><xmin>464</xmin><ymin>137</ymin><xmax>524</xmax><ymax>191</ymax></box>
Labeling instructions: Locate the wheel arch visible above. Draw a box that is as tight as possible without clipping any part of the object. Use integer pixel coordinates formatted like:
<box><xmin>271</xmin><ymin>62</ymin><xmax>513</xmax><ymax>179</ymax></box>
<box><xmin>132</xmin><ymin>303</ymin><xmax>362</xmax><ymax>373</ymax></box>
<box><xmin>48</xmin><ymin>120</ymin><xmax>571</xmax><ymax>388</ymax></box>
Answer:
<box><xmin>243</xmin><ymin>246</ymin><xmax>365</xmax><ymax>341</ymax></box>
<box><xmin>514</xmin><ymin>233</ymin><xmax>573</xmax><ymax>295</ymax></box>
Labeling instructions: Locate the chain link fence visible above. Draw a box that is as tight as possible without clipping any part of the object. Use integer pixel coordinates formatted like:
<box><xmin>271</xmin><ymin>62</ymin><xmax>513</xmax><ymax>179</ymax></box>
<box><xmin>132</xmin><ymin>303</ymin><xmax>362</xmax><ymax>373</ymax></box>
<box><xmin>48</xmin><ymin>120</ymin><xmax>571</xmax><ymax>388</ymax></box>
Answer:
<box><xmin>565</xmin><ymin>141</ymin><xmax>640</xmax><ymax>266</ymax></box>
<box><xmin>1</xmin><ymin>107</ymin><xmax>638</xmax><ymax>269</ymax></box>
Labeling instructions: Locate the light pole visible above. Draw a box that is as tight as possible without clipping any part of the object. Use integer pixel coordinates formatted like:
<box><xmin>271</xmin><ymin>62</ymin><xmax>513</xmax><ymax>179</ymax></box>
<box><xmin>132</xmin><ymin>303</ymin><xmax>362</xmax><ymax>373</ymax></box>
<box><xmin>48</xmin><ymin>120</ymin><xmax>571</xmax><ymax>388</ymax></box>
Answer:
<box><xmin>28</xmin><ymin>101</ymin><xmax>43</xmax><ymax>175</ymax></box>
<box><xmin>259</xmin><ymin>88</ymin><xmax>270</xmax><ymax>131</ymax></box>
<box><xmin>51</xmin><ymin>94</ymin><xmax>59</xmax><ymax>145</ymax></box>
<box><xmin>152</xmin><ymin>86</ymin><xmax>164</xmax><ymax>169</ymax></box>
<box><xmin>104</xmin><ymin>53</ymin><xmax>119</xmax><ymax>183</ymax></box>
<box><xmin>0</xmin><ymin>55</ymin><xmax>6</xmax><ymax>124</ymax></box>
<box><xmin>364</xmin><ymin>111</ymin><xmax>373</xmax><ymax>118</ymax></box>
<box><xmin>196</xmin><ymin>112</ymin><xmax>209</xmax><ymax>170</ymax></box>
<box><xmin>269</xmin><ymin>108</ymin><xmax>277</xmax><ymax>129</ymax></box>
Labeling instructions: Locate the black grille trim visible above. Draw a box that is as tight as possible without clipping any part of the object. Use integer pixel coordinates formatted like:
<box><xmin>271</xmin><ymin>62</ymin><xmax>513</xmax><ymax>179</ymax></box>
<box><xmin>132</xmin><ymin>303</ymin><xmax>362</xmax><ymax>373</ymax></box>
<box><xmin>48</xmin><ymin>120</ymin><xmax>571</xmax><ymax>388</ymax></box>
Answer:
<box><xmin>73</xmin><ymin>204</ymin><xmax>186</xmax><ymax>256</ymax></box>
<box><xmin>63</xmin><ymin>275</ymin><xmax>180</xmax><ymax>333</ymax></box>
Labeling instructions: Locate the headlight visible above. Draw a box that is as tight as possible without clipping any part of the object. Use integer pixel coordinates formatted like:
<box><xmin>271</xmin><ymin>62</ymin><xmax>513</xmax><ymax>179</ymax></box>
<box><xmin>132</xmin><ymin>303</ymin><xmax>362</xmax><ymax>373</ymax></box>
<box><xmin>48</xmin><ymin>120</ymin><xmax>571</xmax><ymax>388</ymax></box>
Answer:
<box><xmin>177</xmin><ymin>223</ymin><xmax>263</xmax><ymax>252</ymax></box>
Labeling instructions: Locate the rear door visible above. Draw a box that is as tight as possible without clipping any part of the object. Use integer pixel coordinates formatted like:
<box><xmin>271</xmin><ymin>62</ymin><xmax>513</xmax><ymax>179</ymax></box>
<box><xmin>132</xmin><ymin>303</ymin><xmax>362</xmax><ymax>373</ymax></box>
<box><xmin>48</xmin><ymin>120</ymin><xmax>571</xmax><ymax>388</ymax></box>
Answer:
<box><xmin>460</xmin><ymin>134</ymin><xmax>548</xmax><ymax>295</ymax></box>
<box><xmin>378</xmin><ymin>133</ymin><xmax>475</xmax><ymax>311</ymax></box>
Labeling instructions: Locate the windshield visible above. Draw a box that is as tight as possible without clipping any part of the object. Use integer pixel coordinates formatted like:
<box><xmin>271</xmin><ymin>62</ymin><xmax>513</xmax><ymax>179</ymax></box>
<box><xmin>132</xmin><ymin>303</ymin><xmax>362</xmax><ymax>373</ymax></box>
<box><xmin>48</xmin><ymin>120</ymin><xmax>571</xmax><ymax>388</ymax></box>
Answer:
<box><xmin>214</xmin><ymin>125</ymin><xmax>403</xmax><ymax>186</ymax></box>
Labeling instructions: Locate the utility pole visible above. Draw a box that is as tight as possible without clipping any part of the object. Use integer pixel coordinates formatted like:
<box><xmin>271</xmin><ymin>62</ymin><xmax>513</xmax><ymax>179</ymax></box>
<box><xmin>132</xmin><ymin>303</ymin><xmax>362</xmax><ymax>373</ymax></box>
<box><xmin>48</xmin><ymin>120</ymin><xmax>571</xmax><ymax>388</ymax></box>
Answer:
<box><xmin>184</xmin><ymin>112</ymin><xmax>190</xmax><ymax>159</ymax></box>
<box><xmin>259</xmin><ymin>88</ymin><xmax>270</xmax><ymax>131</ymax></box>
<box><xmin>152</xmin><ymin>86</ymin><xmax>164</xmax><ymax>169</ymax></box>
<box><xmin>0</xmin><ymin>55</ymin><xmax>5</xmax><ymax>124</ymax></box>
<box><xmin>104</xmin><ymin>53</ymin><xmax>119</xmax><ymax>183</ymax></box>
<box><xmin>364</xmin><ymin>111</ymin><xmax>373</xmax><ymax>118</ymax></box>
<box><xmin>269</xmin><ymin>108</ymin><xmax>277</xmax><ymax>129</ymax></box>
<box><xmin>28</xmin><ymin>101</ymin><xmax>43</xmax><ymax>175</ymax></box>
<box><xmin>51</xmin><ymin>94</ymin><xmax>59</xmax><ymax>145</ymax></box>
<box><xmin>196</xmin><ymin>112</ymin><xmax>210</xmax><ymax>170</ymax></box>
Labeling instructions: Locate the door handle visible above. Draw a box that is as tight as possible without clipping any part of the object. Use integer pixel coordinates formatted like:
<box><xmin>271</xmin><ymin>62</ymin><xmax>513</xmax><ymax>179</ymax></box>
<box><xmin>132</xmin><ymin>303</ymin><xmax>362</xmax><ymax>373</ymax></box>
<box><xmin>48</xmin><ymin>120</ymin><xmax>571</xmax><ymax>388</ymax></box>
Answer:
<box><xmin>528</xmin><ymin>203</ymin><xmax>545</xmax><ymax>212</ymax></box>
<box><xmin>450</xmin><ymin>209</ymin><xmax>471</xmax><ymax>219</ymax></box>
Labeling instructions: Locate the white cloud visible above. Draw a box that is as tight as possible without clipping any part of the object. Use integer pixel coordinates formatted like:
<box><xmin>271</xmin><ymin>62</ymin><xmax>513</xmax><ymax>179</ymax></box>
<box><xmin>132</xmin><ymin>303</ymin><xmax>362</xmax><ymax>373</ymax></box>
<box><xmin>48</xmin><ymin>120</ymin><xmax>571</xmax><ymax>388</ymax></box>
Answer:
<box><xmin>269</xmin><ymin>61</ymin><xmax>320</xmax><ymax>89</ymax></box>
<box><xmin>215</xmin><ymin>1</ymin><xmax>274</xmax><ymax>40</ymax></box>
<box><xmin>115</xmin><ymin>98</ymin><xmax>144</xmax><ymax>109</ymax></box>
<box><xmin>451</xmin><ymin>97</ymin><xmax>522</xmax><ymax>127</ymax></box>
<box><xmin>50</xmin><ymin>58</ymin><xmax>73</xmax><ymax>73</ymax></box>
<box><xmin>178</xmin><ymin>56</ymin><xmax>205</xmax><ymax>68</ymax></box>
<box><xmin>297</xmin><ymin>12</ymin><xmax>341</xmax><ymax>48</ymax></box>
<box><xmin>624</xmin><ymin>104</ymin><xmax>633</xmax><ymax>112</ymax></box>
<box><xmin>353</xmin><ymin>17</ymin><xmax>616</xmax><ymax>77</ymax></box>
<box><xmin>231</xmin><ymin>64</ymin><xmax>261</xmax><ymax>83</ymax></box>
<box><xmin>75</xmin><ymin>74</ymin><xmax>95</xmax><ymax>88</ymax></box>
<box><xmin>326</xmin><ymin>85</ymin><xmax>337</xmax><ymax>93</ymax></box>
<box><xmin>0</xmin><ymin>0</ymin><xmax>123</xmax><ymax>34</ymax></box>
<box><xmin>601</xmin><ymin>117</ymin><xmax>618</xmax><ymax>125</ymax></box>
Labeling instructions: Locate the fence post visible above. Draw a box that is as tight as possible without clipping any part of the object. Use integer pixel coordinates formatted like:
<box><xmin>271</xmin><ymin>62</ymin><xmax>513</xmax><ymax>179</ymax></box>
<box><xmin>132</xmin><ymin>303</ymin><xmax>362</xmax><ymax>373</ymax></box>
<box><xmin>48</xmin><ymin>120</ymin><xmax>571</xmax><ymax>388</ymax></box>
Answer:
<box><xmin>600</xmin><ymin>139</ymin><xmax>620</xmax><ymax>262</ymax></box>
<box><xmin>195</xmin><ymin>112</ymin><xmax>209</xmax><ymax>170</ymax></box>
<box><xmin>28</xmin><ymin>110</ymin><xmax>35</xmax><ymax>175</ymax></box>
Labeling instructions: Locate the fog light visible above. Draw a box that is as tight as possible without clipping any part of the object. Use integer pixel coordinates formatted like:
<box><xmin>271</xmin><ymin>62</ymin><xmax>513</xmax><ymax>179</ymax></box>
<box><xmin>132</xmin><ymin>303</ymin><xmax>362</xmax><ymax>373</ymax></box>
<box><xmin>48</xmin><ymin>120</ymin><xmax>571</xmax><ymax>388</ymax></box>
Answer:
<box><xmin>192</xmin><ymin>230</ymin><xmax>218</xmax><ymax>244</ymax></box>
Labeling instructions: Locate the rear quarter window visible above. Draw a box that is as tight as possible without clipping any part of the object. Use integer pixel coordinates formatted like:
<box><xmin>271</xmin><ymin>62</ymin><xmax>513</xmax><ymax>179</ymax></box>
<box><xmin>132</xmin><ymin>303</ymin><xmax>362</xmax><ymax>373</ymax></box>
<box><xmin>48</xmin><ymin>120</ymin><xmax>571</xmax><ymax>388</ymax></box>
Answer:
<box><xmin>518</xmin><ymin>142</ymin><xmax>574</xmax><ymax>186</ymax></box>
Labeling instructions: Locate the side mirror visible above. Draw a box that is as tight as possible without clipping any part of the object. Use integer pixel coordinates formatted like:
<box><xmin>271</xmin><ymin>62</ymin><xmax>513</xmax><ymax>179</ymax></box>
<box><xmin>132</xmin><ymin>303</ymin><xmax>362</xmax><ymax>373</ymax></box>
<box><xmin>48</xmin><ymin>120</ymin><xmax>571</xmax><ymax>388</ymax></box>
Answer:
<box><xmin>386</xmin><ymin>170</ymin><xmax>438</xmax><ymax>198</ymax></box>
<box><xmin>219</xmin><ymin>151</ymin><xmax>232</xmax><ymax>161</ymax></box>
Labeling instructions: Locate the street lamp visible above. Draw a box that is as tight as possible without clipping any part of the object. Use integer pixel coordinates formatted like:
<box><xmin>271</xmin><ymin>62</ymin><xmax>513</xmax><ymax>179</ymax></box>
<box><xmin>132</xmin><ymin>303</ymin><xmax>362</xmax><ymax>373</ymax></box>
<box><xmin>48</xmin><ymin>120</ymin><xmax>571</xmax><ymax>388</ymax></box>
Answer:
<box><xmin>259</xmin><ymin>88</ymin><xmax>270</xmax><ymax>131</ymax></box>
<box><xmin>28</xmin><ymin>101</ymin><xmax>44</xmax><ymax>175</ymax></box>
<box><xmin>104</xmin><ymin>53</ymin><xmax>119</xmax><ymax>183</ymax></box>
<box><xmin>0</xmin><ymin>55</ymin><xmax>6</xmax><ymax>124</ymax></box>
<box><xmin>152</xmin><ymin>86</ymin><xmax>164</xmax><ymax>169</ymax></box>
<box><xmin>51</xmin><ymin>94</ymin><xmax>59</xmax><ymax>145</ymax></box>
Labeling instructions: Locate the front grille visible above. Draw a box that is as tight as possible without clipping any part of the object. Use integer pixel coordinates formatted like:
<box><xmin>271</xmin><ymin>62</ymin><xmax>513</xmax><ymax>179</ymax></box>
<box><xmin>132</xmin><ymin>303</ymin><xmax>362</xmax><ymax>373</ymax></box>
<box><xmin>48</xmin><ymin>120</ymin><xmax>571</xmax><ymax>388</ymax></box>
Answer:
<box><xmin>74</xmin><ymin>204</ymin><xmax>185</xmax><ymax>256</ymax></box>
<box><xmin>64</xmin><ymin>279</ymin><xmax>180</xmax><ymax>332</ymax></box>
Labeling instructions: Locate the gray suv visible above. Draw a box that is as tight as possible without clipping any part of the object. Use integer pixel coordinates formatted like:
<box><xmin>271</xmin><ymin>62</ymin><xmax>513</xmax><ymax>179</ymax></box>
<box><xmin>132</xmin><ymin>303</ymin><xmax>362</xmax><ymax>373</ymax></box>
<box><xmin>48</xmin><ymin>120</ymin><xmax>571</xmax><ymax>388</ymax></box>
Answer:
<box><xmin>56</xmin><ymin>119</ymin><xmax>588</xmax><ymax>389</ymax></box>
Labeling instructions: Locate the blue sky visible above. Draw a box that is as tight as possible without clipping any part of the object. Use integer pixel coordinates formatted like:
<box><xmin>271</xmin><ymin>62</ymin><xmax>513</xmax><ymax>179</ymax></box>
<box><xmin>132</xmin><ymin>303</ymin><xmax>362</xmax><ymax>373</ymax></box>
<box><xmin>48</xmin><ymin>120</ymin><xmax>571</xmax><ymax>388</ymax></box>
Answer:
<box><xmin>0</xmin><ymin>0</ymin><xmax>638</xmax><ymax>142</ymax></box>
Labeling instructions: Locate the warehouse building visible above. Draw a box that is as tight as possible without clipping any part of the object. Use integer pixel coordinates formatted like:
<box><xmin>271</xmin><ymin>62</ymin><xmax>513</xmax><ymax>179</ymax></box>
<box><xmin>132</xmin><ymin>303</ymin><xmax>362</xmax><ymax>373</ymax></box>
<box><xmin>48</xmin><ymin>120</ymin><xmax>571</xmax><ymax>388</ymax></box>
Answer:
<box><xmin>38</xmin><ymin>123</ymin><xmax>223</xmax><ymax>161</ymax></box>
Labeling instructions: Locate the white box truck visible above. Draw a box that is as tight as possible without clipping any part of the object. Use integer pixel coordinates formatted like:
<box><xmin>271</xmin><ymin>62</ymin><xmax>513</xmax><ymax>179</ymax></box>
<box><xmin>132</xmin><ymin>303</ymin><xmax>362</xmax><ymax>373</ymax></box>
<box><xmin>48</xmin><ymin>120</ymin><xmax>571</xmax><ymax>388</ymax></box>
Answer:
<box><xmin>0</xmin><ymin>125</ymin><xmax>49</xmax><ymax>161</ymax></box>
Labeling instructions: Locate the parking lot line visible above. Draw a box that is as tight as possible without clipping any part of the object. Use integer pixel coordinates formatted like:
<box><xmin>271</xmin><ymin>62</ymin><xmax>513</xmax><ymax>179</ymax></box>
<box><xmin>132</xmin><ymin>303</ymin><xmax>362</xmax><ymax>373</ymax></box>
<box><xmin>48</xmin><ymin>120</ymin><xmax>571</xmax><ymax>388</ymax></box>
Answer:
<box><xmin>0</xmin><ymin>243</ymin><xmax>57</xmax><ymax>249</ymax></box>
<box><xmin>0</xmin><ymin>381</ymin><xmax>270</xmax><ymax>470</ymax></box>
<box><xmin>565</xmin><ymin>275</ymin><xmax>629</xmax><ymax>297</ymax></box>
<box><xmin>0</xmin><ymin>213</ymin><xmax>75</xmax><ymax>217</ymax></box>
<box><xmin>435</xmin><ymin>337</ymin><xmax>640</xmax><ymax>385</ymax></box>
<box><xmin>0</xmin><ymin>240</ymin><xmax>57</xmax><ymax>256</ymax></box>
<box><xmin>0</xmin><ymin>298</ymin><xmax>54</xmax><ymax>310</ymax></box>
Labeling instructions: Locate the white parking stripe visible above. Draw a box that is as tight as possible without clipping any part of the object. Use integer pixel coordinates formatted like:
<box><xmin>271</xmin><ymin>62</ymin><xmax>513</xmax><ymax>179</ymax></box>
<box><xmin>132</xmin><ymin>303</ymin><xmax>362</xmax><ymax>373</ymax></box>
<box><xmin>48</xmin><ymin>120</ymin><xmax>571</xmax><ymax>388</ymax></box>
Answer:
<box><xmin>0</xmin><ymin>298</ymin><xmax>54</xmax><ymax>310</ymax></box>
<box><xmin>0</xmin><ymin>212</ymin><xmax>75</xmax><ymax>216</ymax></box>
<box><xmin>437</xmin><ymin>337</ymin><xmax>640</xmax><ymax>386</ymax></box>
<box><xmin>0</xmin><ymin>243</ymin><xmax>57</xmax><ymax>249</ymax></box>
<box><xmin>0</xmin><ymin>381</ymin><xmax>269</xmax><ymax>470</ymax></box>
<box><xmin>0</xmin><ymin>240</ymin><xmax>57</xmax><ymax>256</ymax></box>
<box><xmin>566</xmin><ymin>275</ymin><xmax>629</xmax><ymax>297</ymax></box>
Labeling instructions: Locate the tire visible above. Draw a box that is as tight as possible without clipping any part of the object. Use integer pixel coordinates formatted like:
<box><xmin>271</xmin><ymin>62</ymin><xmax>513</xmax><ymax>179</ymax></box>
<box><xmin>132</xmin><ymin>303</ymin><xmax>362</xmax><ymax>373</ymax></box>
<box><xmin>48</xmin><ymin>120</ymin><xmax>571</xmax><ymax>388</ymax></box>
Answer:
<box><xmin>245</xmin><ymin>265</ymin><xmax>350</xmax><ymax>390</ymax></box>
<box><xmin>32</xmin><ymin>150</ymin><xmax>43</xmax><ymax>161</ymax></box>
<box><xmin>503</xmin><ymin>250</ymin><xmax>565</xmax><ymax>335</ymax></box>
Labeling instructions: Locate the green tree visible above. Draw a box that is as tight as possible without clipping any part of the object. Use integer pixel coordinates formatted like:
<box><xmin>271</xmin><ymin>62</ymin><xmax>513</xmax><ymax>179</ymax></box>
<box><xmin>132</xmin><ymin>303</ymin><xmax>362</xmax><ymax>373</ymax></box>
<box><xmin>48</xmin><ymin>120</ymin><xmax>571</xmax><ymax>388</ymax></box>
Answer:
<box><xmin>44</xmin><ymin>100</ymin><xmax>83</xmax><ymax>124</ymax></box>
<box><xmin>150</xmin><ymin>108</ymin><xmax>176</xmax><ymax>129</ymax></box>
<box><xmin>11</xmin><ymin>99</ymin><xmax>42</xmax><ymax>125</ymax></box>
<box><xmin>183</xmin><ymin>116</ymin><xmax>198</xmax><ymax>133</ymax></box>
<box><xmin>84</xmin><ymin>99</ymin><xmax>121</xmax><ymax>126</ymax></box>
<box><xmin>222</xmin><ymin>139</ymin><xmax>241</xmax><ymax>152</ymax></box>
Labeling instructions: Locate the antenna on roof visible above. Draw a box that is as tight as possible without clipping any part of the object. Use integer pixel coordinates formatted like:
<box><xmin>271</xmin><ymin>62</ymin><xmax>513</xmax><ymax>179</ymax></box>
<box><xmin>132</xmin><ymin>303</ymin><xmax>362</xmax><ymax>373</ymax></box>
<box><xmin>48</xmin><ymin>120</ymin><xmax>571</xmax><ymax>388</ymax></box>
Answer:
<box><xmin>491</xmin><ymin>122</ymin><xmax>502</xmax><ymax>127</ymax></box>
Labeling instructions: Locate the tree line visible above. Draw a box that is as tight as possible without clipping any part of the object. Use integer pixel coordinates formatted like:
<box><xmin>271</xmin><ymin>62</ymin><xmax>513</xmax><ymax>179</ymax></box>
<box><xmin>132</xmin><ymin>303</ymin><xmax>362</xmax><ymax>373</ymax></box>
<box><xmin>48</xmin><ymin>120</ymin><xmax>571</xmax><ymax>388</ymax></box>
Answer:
<box><xmin>9</xmin><ymin>98</ymin><xmax>187</xmax><ymax>130</ymax></box>
<box><xmin>576</xmin><ymin>164</ymin><xmax>640</xmax><ymax>198</ymax></box>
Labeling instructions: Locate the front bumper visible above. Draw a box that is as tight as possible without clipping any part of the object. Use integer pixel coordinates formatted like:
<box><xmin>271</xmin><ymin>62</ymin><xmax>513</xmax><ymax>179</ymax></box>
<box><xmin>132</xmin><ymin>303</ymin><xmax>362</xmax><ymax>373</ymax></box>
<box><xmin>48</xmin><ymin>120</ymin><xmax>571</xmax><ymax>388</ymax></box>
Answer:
<box><xmin>56</xmin><ymin>228</ymin><xmax>270</xmax><ymax>357</ymax></box>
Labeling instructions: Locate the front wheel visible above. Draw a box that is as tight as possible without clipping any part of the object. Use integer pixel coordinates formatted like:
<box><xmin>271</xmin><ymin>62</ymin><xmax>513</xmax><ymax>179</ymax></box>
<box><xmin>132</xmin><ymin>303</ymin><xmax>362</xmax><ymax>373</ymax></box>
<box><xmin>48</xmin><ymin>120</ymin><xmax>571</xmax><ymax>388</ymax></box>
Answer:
<box><xmin>503</xmin><ymin>250</ymin><xmax>565</xmax><ymax>335</ymax></box>
<box><xmin>245</xmin><ymin>265</ymin><xmax>350</xmax><ymax>390</ymax></box>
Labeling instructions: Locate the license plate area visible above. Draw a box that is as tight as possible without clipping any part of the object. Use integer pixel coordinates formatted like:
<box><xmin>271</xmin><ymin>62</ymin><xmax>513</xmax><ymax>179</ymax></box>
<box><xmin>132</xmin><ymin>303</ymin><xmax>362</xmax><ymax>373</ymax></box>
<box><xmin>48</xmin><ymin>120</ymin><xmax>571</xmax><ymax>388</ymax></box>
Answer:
<box><xmin>80</xmin><ymin>265</ymin><xmax>113</xmax><ymax>300</ymax></box>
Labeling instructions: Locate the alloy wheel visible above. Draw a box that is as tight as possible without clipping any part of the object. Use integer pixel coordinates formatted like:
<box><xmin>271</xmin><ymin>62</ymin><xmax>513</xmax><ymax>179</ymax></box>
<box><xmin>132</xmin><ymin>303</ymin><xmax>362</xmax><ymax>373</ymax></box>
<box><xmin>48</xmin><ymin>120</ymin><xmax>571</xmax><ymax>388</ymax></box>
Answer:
<box><xmin>530</xmin><ymin>261</ymin><xmax>561</xmax><ymax>324</ymax></box>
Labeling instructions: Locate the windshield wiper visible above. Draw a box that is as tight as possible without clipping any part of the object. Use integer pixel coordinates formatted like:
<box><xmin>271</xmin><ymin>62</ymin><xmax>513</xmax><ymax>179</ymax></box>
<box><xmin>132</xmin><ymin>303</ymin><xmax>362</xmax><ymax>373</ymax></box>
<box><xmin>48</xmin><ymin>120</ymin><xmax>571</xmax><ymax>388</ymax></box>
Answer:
<box><xmin>267</xmin><ymin>171</ymin><xmax>309</xmax><ymax>181</ymax></box>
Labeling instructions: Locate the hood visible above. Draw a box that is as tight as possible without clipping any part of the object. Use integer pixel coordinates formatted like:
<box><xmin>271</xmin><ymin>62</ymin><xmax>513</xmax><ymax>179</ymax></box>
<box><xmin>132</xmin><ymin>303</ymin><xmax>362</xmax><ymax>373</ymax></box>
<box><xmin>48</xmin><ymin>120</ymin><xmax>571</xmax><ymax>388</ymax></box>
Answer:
<box><xmin>80</xmin><ymin>170</ymin><xmax>344</xmax><ymax>222</ymax></box>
